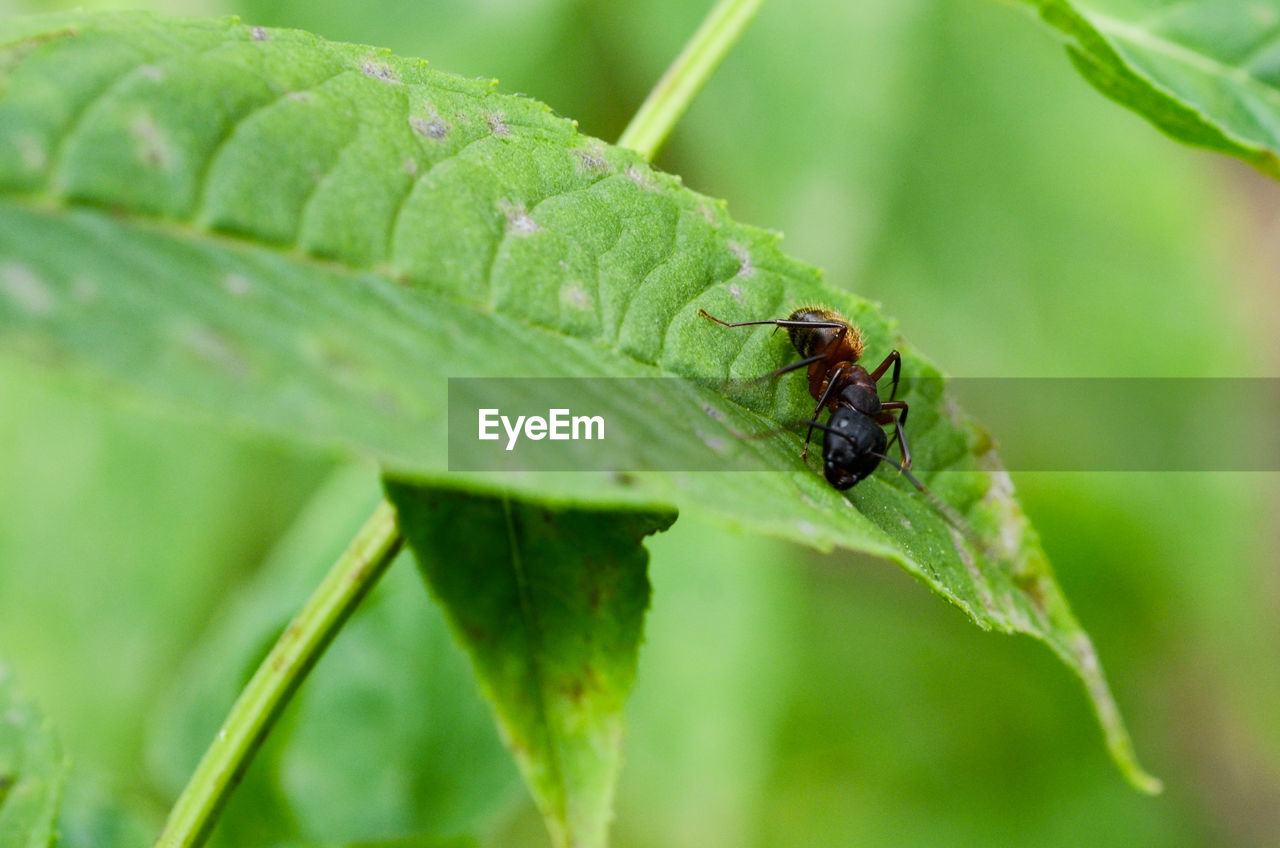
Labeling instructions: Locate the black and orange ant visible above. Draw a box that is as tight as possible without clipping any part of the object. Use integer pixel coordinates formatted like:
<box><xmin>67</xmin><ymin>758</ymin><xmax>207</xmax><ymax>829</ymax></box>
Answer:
<box><xmin>699</xmin><ymin>306</ymin><xmax>913</xmax><ymax>490</ymax></box>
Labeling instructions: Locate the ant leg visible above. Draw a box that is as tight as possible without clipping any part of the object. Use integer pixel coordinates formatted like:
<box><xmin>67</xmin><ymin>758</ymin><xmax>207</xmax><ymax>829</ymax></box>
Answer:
<box><xmin>802</xmin><ymin>364</ymin><xmax>849</xmax><ymax>459</ymax></box>
<box><xmin>868</xmin><ymin>350</ymin><xmax>902</xmax><ymax>401</ymax></box>
<box><xmin>878</xmin><ymin>402</ymin><xmax>904</xmax><ymax>453</ymax></box>
<box><xmin>894</xmin><ymin>416</ymin><xmax>911</xmax><ymax>469</ymax></box>
<box><xmin>877</xmin><ymin>401</ymin><xmax>911</xmax><ymax>469</ymax></box>
<box><xmin>880</xmin><ymin>400</ymin><xmax>908</xmax><ymax>427</ymax></box>
<box><xmin>750</xmin><ymin>353</ymin><xmax>824</xmax><ymax>384</ymax></box>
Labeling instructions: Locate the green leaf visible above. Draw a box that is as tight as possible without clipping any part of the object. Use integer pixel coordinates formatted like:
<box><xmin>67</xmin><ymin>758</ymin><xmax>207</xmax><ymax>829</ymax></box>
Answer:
<box><xmin>0</xmin><ymin>664</ymin><xmax>67</xmax><ymax>848</ymax></box>
<box><xmin>386</xmin><ymin>483</ymin><xmax>674</xmax><ymax>848</ymax></box>
<box><xmin>1018</xmin><ymin>0</ymin><xmax>1280</xmax><ymax>177</ymax></box>
<box><xmin>56</xmin><ymin>770</ymin><xmax>157</xmax><ymax>848</ymax></box>
<box><xmin>0</xmin><ymin>7</ymin><xmax>1156</xmax><ymax>806</ymax></box>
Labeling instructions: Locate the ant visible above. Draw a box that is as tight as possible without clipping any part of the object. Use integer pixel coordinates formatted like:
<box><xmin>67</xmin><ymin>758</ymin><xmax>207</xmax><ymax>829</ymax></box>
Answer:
<box><xmin>699</xmin><ymin>306</ymin><xmax>912</xmax><ymax>490</ymax></box>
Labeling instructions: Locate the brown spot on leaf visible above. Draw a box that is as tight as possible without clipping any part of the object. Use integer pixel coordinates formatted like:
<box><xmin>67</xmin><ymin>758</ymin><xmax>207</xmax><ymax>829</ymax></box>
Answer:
<box><xmin>361</xmin><ymin>60</ymin><xmax>397</xmax><ymax>83</ymax></box>
<box><xmin>574</xmin><ymin>148</ymin><xmax>609</xmax><ymax>173</ymax></box>
<box><xmin>411</xmin><ymin>116</ymin><xmax>449</xmax><ymax>140</ymax></box>
<box><xmin>129</xmin><ymin>113</ymin><xmax>173</xmax><ymax>169</ymax></box>
<box><xmin>486</xmin><ymin>112</ymin><xmax>511</xmax><ymax>137</ymax></box>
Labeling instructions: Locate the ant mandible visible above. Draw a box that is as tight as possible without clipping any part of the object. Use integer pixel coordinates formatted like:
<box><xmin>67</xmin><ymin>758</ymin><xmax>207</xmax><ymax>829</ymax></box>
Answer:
<box><xmin>699</xmin><ymin>306</ymin><xmax>912</xmax><ymax>490</ymax></box>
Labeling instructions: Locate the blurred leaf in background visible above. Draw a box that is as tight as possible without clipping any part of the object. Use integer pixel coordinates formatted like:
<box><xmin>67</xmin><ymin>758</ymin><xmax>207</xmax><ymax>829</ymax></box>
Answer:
<box><xmin>0</xmin><ymin>360</ymin><xmax>328</xmax><ymax>790</ymax></box>
<box><xmin>0</xmin><ymin>662</ymin><xmax>66</xmax><ymax>848</ymax></box>
<box><xmin>145</xmin><ymin>467</ymin><xmax>522</xmax><ymax>847</ymax></box>
<box><xmin>0</xmin><ymin>0</ymin><xmax>1276</xmax><ymax>847</ymax></box>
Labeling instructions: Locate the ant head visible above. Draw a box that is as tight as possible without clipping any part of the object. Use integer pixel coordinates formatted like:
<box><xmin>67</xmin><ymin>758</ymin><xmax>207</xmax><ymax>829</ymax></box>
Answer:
<box><xmin>822</xmin><ymin>406</ymin><xmax>887</xmax><ymax>490</ymax></box>
<box><xmin>786</xmin><ymin>307</ymin><xmax>865</xmax><ymax>363</ymax></box>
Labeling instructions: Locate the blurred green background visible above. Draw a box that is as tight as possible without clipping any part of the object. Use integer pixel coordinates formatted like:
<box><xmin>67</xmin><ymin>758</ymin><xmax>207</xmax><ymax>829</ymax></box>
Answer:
<box><xmin>1</xmin><ymin>0</ymin><xmax>1277</xmax><ymax>846</ymax></box>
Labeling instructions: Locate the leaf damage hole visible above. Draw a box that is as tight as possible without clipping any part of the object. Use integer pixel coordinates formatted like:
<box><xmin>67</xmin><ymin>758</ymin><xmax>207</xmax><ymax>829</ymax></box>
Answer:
<box><xmin>410</xmin><ymin>116</ymin><xmax>449</xmax><ymax>140</ymax></box>
<box><xmin>980</xmin><ymin>470</ymin><xmax>1024</xmax><ymax>559</ymax></box>
<box><xmin>559</xmin><ymin>283</ymin><xmax>592</xmax><ymax>312</ymax></box>
<box><xmin>171</xmin><ymin>322</ymin><xmax>251</xmax><ymax>380</ymax></box>
<box><xmin>485</xmin><ymin>111</ymin><xmax>511</xmax><ymax>138</ymax></box>
<box><xmin>625</xmin><ymin>164</ymin><xmax>656</xmax><ymax>190</ymax></box>
<box><xmin>573</xmin><ymin>148</ymin><xmax>609</xmax><ymax>173</ymax></box>
<box><xmin>360</xmin><ymin>60</ymin><xmax>398</xmax><ymax>84</ymax></box>
<box><xmin>1</xmin><ymin>262</ymin><xmax>55</xmax><ymax>315</ymax></box>
<box><xmin>727</xmin><ymin>240</ymin><xmax>754</xmax><ymax>277</ymax></box>
<box><xmin>499</xmin><ymin>200</ymin><xmax>539</xmax><ymax>235</ymax></box>
<box><xmin>223</xmin><ymin>273</ymin><xmax>252</xmax><ymax>297</ymax></box>
<box><xmin>299</xmin><ymin>335</ymin><xmax>361</xmax><ymax>377</ymax></box>
<box><xmin>129</xmin><ymin>113</ymin><xmax>174</xmax><ymax>170</ymax></box>
<box><xmin>697</xmin><ymin>430</ymin><xmax>727</xmax><ymax>453</ymax></box>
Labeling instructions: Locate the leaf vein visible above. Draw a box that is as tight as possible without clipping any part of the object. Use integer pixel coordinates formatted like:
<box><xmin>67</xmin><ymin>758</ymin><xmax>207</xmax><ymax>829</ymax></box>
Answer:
<box><xmin>192</xmin><ymin>65</ymin><xmax>353</xmax><ymax>221</ymax></box>
<box><xmin>46</xmin><ymin>41</ymin><xmax>188</xmax><ymax>184</ymax></box>
<box><xmin>291</xmin><ymin>72</ymin><xmax>379</xmax><ymax>246</ymax></box>
<box><xmin>382</xmin><ymin>128</ymin><xmax>502</xmax><ymax>265</ymax></box>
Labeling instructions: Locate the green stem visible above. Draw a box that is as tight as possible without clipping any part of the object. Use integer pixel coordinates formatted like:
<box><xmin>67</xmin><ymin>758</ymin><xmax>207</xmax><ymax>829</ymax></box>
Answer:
<box><xmin>617</xmin><ymin>0</ymin><xmax>767</xmax><ymax>160</ymax></box>
<box><xmin>153</xmin><ymin>500</ymin><xmax>403</xmax><ymax>848</ymax></box>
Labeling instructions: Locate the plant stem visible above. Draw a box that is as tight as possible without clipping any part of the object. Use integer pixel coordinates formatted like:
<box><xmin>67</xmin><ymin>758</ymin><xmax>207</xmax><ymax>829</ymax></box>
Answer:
<box><xmin>617</xmin><ymin>0</ymin><xmax>766</xmax><ymax>160</ymax></box>
<box><xmin>153</xmin><ymin>500</ymin><xmax>403</xmax><ymax>848</ymax></box>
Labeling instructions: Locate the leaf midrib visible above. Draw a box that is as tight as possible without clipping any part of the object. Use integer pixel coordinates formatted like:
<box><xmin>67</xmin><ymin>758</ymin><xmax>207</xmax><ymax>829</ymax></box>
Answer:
<box><xmin>500</xmin><ymin>496</ymin><xmax>569</xmax><ymax>830</ymax></box>
<box><xmin>0</xmin><ymin>190</ymin><xmax>664</xmax><ymax>371</ymax></box>
<box><xmin>1084</xmin><ymin>7</ymin><xmax>1280</xmax><ymax>111</ymax></box>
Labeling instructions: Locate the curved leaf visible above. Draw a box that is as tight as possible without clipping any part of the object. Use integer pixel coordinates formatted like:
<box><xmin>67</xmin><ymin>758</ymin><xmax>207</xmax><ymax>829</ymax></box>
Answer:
<box><xmin>388</xmin><ymin>483</ymin><xmax>673</xmax><ymax>848</ymax></box>
<box><xmin>1020</xmin><ymin>0</ymin><xmax>1280</xmax><ymax>176</ymax></box>
<box><xmin>0</xmin><ymin>7</ymin><xmax>1156</xmax><ymax>805</ymax></box>
<box><xmin>0</xmin><ymin>664</ymin><xmax>66</xmax><ymax>848</ymax></box>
